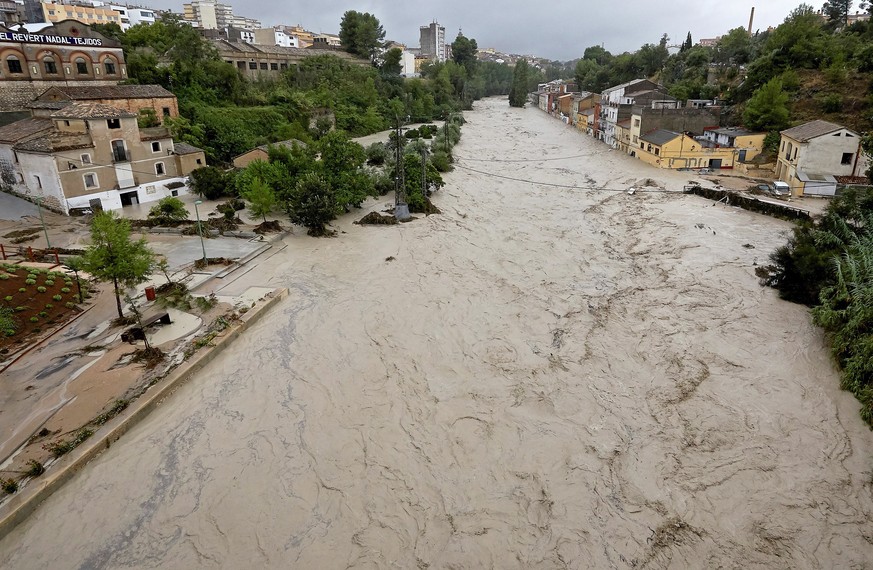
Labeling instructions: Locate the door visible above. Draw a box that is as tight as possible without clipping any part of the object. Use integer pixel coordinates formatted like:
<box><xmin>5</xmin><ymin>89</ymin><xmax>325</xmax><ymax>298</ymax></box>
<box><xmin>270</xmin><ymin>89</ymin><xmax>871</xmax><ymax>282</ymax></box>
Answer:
<box><xmin>111</xmin><ymin>140</ymin><xmax>128</xmax><ymax>162</ymax></box>
<box><xmin>738</xmin><ymin>150</ymin><xmax>747</xmax><ymax>162</ymax></box>
<box><xmin>709</xmin><ymin>159</ymin><xmax>722</xmax><ymax>169</ymax></box>
<box><xmin>120</xmin><ymin>191</ymin><xmax>139</xmax><ymax>207</ymax></box>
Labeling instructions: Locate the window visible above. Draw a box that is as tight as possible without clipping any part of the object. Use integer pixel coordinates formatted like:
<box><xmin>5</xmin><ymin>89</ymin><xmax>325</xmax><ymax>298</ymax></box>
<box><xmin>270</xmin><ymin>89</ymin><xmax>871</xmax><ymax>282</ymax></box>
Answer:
<box><xmin>75</xmin><ymin>57</ymin><xmax>88</xmax><ymax>75</ymax></box>
<box><xmin>634</xmin><ymin>118</ymin><xmax>640</xmax><ymax>127</ymax></box>
<box><xmin>44</xmin><ymin>57</ymin><xmax>58</xmax><ymax>74</ymax></box>
<box><xmin>81</xmin><ymin>153</ymin><xmax>91</xmax><ymax>164</ymax></box>
<box><xmin>6</xmin><ymin>56</ymin><xmax>22</xmax><ymax>74</ymax></box>
<box><xmin>654</xmin><ymin>148</ymin><xmax>660</xmax><ymax>156</ymax></box>
<box><xmin>846</xmin><ymin>133</ymin><xmax>854</xmax><ymax>138</ymax></box>
<box><xmin>162</xmin><ymin>107</ymin><xmax>170</xmax><ymax>116</ymax></box>
<box><xmin>841</xmin><ymin>152</ymin><xmax>853</xmax><ymax>165</ymax></box>
<box><xmin>84</xmin><ymin>173</ymin><xmax>97</xmax><ymax>188</ymax></box>
<box><xmin>632</xmin><ymin>136</ymin><xmax>638</xmax><ymax>144</ymax></box>
<box><xmin>68</xmin><ymin>161</ymin><xmax>77</xmax><ymax>170</ymax></box>
<box><xmin>151</xmin><ymin>141</ymin><xmax>161</xmax><ymax>153</ymax></box>
<box><xmin>63</xmin><ymin>120</ymin><xmax>70</xmax><ymax>126</ymax></box>
<box><xmin>237</xmin><ymin>61</ymin><xmax>246</xmax><ymax>70</ymax></box>
<box><xmin>270</xmin><ymin>63</ymin><xmax>278</xmax><ymax>70</ymax></box>
<box><xmin>34</xmin><ymin>175</ymin><xmax>42</xmax><ymax>189</ymax></box>
<box><xmin>260</xmin><ymin>63</ymin><xmax>268</xmax><ymax>70</ymax></box>
<box><xmin>107</xmin><ymin>118</ymin><xmax>121</xmax><ymax>129</ymax></box>
<box><xmin>104</xmin><ymin>60</ymin><xmax>116</xmax><ymax>75</ymax></box>
<box><xmin>154</xmin><ymin>162</ymin><xmax>165</xmax><ymax>175</ymax></box>
<box><xmin>280</xmin><ymin>63</ymin><xmax>288</xmax><ymax>70</ymax></box>
<box><xmin>48</xmin><ymin>9</ymin><xmax>55</xmax><ymax>15</ymax></box>
<box><xmin>196</xmin><ymin>158</ymin><xmax>202</xmax><ymax>165</ymax></box>
<box><xmin>248</xmin><ymin>62</ymin><xmax>257</xmax><ymax>69</ymax></box>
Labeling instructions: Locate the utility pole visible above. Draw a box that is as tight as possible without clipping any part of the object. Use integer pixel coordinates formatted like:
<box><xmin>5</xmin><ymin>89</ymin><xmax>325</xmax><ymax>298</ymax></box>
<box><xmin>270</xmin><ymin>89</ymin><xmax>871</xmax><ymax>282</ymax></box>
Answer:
<box><xmin>421</xmin><ymin>145</ymin><xmax>428</xmax><ymax>201</ymax></box>
<box><xmin>394</xmin><ymin>116</ymin><xmax>410</xmax><ymax>220</ymax></box>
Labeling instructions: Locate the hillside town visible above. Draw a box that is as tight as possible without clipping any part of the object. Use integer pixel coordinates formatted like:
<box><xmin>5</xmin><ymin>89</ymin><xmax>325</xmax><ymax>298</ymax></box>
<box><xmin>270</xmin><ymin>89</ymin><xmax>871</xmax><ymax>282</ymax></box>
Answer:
<box><xmin>531</xmin><ymin>77</ymin><xmax>869</xmax><ymax>198</ymax></box>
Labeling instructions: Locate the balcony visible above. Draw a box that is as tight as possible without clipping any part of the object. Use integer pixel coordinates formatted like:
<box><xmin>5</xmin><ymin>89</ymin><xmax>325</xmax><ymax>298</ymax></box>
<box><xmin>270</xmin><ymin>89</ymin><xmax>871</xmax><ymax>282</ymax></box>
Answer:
<box><xmin>112</xmin><ymin>149</ymin><xmax>131</xmax><ymax>163</ymax></box>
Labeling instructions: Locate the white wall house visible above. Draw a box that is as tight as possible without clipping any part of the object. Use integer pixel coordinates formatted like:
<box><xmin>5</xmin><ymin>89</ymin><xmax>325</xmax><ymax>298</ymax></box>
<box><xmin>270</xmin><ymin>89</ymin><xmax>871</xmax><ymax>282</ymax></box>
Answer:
<box><xmin>776</xmin><ymin>120</ymin><xmax>868</xmax><ymax>197</ymax></box>
<box><xmin>252</xmin><ymin>27</ymin><xmax>298</xmax><ymax>48</ymax></box>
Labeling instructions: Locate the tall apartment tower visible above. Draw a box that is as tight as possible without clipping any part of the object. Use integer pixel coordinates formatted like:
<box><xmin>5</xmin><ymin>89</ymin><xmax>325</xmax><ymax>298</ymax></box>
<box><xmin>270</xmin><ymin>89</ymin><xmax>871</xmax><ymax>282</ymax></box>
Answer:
<box><xmin>419</xmin><ymin>21</ymin><xmax>446</xmax><ymax>62</ymax></box>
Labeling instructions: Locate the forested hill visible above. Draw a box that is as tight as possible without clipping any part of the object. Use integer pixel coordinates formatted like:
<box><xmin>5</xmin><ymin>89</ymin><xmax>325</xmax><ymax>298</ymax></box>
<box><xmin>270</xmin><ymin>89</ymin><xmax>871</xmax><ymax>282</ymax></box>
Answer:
<box><xmin>570</xmin><ymin>4</ymin><xmax>873</xmax><ymax>136</ymax></box>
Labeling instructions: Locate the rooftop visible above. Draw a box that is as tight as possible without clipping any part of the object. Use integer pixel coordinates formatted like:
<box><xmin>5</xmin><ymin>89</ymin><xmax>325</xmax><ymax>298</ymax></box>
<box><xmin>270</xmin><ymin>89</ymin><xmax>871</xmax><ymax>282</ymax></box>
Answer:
<box><xmin>14</xmin><ymin>131</ymin><xmax>94</xmax><ymax>153</ymax></box>
<box><xmin>37</xmin><ymin>85</ymin><xmax>176</xmax><ymax>101</ymax></box>
<box><xmin>707</xmin><ymin>127</ymin><xmax>758</xmax><ymax>137</ymax></box>
<box><xmin>781</xmin><ymin>120</ymin><xmax>850</xmax><ymax>142</ymax></box>
<box><xmin>139</xmin><ymin>126</ymin><xmax>172</xmax><ymax>141</ymax></box>
<box><xmin>640</xmin><ymin>129</ymin><xmax>681</xmax><ymax>146</ymax></box>
<box><xmin>173</xmin><ymin>142</ymin><xmax>205</xmax><ymax>155</ymax></box>
<box><xmin>0</xmin><ymin>118</ymin><xmax>53</xmax><ymax>144</ymax></box>
<box><xmin>51</xmin><ymin>103</ymin><xmax>136</xmax><ymax>120</ymax></box>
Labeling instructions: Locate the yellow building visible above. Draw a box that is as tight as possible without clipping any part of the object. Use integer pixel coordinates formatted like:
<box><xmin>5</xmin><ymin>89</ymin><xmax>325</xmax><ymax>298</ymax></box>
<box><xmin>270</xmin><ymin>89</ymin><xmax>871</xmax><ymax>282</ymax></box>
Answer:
<box><xmin>636</xmin><ymin>129</ymin><xmax>742</xmax><ymax>169</ymax></box>
<box><xmin>42</xmin><ymin>1</ymin><xmax>123</xmax><ymax>26</ymax></box>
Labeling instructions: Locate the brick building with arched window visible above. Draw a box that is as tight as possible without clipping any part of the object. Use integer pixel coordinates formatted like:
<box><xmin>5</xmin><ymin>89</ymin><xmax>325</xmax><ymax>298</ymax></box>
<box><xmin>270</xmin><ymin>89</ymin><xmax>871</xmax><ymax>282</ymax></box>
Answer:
<box><xmin>0</xmin><ymin>20</ymin><xmax>125</xmax><ymax>121</ymax></box>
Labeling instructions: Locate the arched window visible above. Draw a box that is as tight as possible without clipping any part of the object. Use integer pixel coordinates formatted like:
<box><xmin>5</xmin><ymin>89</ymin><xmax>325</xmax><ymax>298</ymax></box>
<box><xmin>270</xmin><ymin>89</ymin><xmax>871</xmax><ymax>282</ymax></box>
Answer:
<box><xmin>6</xmin><ymin>55</ymin><xmax>23</xmax><ymax>74</ymax></box>
<box><xmin>43</xmin><ymin>56</ymin><xmax>58</xmax><ymax>75</ymax></box>
<box><xmin>103</xmin><ymin>57</ymin><xmax>117</xmax><ymax>75</ymax></box>
<box><xmin>75</xmin><ymin>57</ymin><xmax>88</xmax><ymax>75</ymax></box>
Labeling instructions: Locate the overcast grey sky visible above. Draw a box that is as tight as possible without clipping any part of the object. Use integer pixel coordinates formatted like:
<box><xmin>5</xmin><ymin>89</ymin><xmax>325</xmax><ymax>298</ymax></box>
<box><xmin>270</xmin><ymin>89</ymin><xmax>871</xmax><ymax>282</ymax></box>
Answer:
<box><xmin>148</xmin><ymin>0</ymin><xmax>815</xmax><ymax>60</ymax></box>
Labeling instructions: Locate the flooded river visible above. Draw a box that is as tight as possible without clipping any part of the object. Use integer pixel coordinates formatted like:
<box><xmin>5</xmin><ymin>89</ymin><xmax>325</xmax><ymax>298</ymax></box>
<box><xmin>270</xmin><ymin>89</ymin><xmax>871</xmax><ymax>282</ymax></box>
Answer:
<box><xmin>1</xmin><ymin>98</ymin><xmax>871</xmax><ymax>568</ymax></box>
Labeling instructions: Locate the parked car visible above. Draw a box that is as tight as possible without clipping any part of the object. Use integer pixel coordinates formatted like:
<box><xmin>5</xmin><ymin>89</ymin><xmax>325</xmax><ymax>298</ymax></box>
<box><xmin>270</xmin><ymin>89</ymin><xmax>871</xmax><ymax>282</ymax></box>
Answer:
<box><xmin>772</xmin><ymin>181</ymin><xmax>790</xmax><ymax>196</ymax></box>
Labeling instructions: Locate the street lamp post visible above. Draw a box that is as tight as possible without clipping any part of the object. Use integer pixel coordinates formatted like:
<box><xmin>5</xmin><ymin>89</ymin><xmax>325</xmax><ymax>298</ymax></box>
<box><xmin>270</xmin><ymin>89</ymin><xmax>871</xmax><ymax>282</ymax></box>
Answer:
<box><xmin>193</xmin><ymin>200</ymin><xmax>207</xmax><ymax>263</ymax></box>
<box><xmin>35</xmin><ymin>197</ymin><xmax>50</xmax><ymax>249</ymax></box>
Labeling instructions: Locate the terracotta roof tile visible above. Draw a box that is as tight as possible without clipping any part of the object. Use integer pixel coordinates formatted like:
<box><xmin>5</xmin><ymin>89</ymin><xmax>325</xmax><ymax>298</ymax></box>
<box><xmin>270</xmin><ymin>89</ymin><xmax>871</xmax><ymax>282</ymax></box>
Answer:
<box><xmin>50</xmin><ymin>102</ymin><xmax>136</xmax><ymax>119</ymax></box>
<box><xmin>0</xmin><ymin>118</ymin><xmax>53</xmax><ymax>144</ymax></box>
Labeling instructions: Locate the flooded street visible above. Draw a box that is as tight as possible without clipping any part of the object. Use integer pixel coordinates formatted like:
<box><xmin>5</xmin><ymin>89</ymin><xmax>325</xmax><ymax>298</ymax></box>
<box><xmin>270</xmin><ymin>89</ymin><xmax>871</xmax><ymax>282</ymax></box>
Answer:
<box><xmin>1</xmin><ymin>98</ymin><xmax>871</xmax><ymax>568</ymax></box>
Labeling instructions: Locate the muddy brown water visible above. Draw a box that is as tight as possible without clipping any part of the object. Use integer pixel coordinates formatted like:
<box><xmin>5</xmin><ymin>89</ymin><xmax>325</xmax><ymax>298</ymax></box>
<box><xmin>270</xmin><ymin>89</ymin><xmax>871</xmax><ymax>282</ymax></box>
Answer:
<box><xmin>1</xmin><ymin>99</ymin><xmax>871</xmax><ymax>568</ymax></box>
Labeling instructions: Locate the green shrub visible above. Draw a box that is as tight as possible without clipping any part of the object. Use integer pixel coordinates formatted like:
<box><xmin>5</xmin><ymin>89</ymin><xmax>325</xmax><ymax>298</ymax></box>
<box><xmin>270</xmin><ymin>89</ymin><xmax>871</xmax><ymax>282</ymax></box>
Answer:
<box><xmin>44</xmin><ymin>279</ymin><xmax>54</xmax><ymax>286</ymax></box>
<box><xmin>14</xmin><ymin>306</ymin><xmax>25</xmax><ymax>312</ymax></box>
<box><xmin>53</xmin><ymin>294</ymin><xmax>62</xmax><ymax>301</ymax></box>
<box><xmin>37</xmin><ymin>286</ymin><xmax>46</xmax><ymax>293</ymax></box>
<box><xmin>431</xmin><ymin>150</ymin><xmax>453</xmax><ymax>173</ymax></box>
<box><xmin>25</xmin><ymin>459</ymin><xmax>45</xmax><ymax>478</ymax></box>
<box><xmin>25</xmin><ymin>279</ymin><xmax>36</xmax><ymax>285</ymax></box>
<box><xmin>61</xmin><ymin>287</ymin><xmax>70</xmax><ymax>293</ymax></box>
<box><xmin>5</xmin><ymin>329</ymin><xmax>14</xmax><ymax>336</ymax></box>
<box><xmin>4</xmin><ymin>295</ymin><xmax>11</xmax><ymax>302</ymax></box>
<box><xmin>18</xmin><ymin>288</ymin><xmax>26</xmax><ymax>293</ymax></box>
<box><xmin>1</xmin><ymin>478</ymin><xmax>18</xmax><ymax>495</ymax></box>
<box><xmin>0</xmin><ymin>274</ymin><xmax>8</xmax><ymax>280</ymax></box>
<box><xmin>38</xmin><ymin>311</ymin><xmax>48</xmax><ymax>318</ymax></box>
<box><xmin>30</xmin><ymin>316</ymin><xmax>38</xmax><ymax>322</ymax></box>
<box><xmin>45</xmin><ymin>303</ymin><xmax>53</xmax><ymax>309</ymax></box>
<box><xmin>821</xmin><ymin>94</ymin><xmax>843</xmax><ymax>113</ymax></box>
<box><xmin>65</xmin><ymin>302</ymin><xmax>76</xmax><ymax>309</ymax></box>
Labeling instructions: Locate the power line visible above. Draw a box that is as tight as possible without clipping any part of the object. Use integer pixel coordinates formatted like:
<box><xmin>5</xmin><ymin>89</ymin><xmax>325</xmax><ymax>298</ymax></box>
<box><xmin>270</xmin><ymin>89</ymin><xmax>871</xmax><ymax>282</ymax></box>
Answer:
<box><xmin>453</xmin><ymin>162</ymin><xmax>677</xmax><ymax>193</ymax></box>
<box><xmin>460</xmin><ymin>153</ymin><xmax>598</xmax><ymax>163</ymax></box>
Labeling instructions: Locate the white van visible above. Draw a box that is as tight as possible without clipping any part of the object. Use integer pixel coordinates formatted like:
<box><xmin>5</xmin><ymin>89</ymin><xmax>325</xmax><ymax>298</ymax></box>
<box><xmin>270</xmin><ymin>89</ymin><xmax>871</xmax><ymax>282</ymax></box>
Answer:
<box><xmin>772</xmin><ymin>181</ymin><xmax>790</xmax><ymax>196</ymax></box>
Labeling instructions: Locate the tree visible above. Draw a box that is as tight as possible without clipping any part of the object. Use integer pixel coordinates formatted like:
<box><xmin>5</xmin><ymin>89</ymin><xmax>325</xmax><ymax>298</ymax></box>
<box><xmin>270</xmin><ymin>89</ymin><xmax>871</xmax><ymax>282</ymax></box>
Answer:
<box><xmin>681</xmin><ymin>32</ymin><xmax>693</xmax><ymax>52</ymax></box>
<box><xmin>822</xmin><ymin>0</ymin><xmax>853</xmax><ymax>27</ymax></box>
<box><xmin>64</xmin><ymin>256</ymin><xmax>85</xmax><ymax>303</ymax></box>
<box><xmin>861</xmin><ymin>132</ymin><xmax>873</xmax><ymax>182</ymax></box>
<box><xmin>380</xmin><ymin>47</ymin><xmax>403</xmax><ymax>75</ymax></box>
<box><xmin>338</xmin><ymin>11</ymin><xmax>386</xmax><ymax>62</ymax></box>
<box><xmin>189</xmin><ymin>166</ymin><xmax>230</xmax><ymax>200</ymax></box>
<box><xmin>509</xmin><ymin>60</ymin><xmax>529</xmax><ymax>107</ymax></box>
<box><xmin>82</xmin><ymin>212</ymin><xmax>155</xmax><ymax>319</ymax></box>
<box><xmin>452</xmin><ymin>33</ymin><xmax>478</xmax><ymax>73</ymax></box>
<box><xmin>743</xmin><ymin>78</ymin><xmax>790</xmax><ymax>131</ymax></box>
<box><xmin>286</xmin><ymin>173</ymin><xmax>338</xmax><ymax>236</ymax></box>
<box><xmin>147</xmin><ymin>196</ymin><xmax>188</xmax><ymax>225</ymax></box>
<box><xmin>241</xmin><ymin>177</ymin><xmax>277</xmax><ymax>223</ymax></box>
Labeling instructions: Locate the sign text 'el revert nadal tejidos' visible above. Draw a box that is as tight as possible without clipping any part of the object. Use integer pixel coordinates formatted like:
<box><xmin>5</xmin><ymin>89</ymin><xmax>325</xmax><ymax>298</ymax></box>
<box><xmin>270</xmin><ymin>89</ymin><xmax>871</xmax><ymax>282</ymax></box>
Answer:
<box><xmin>0</xmin><ymin>32</ymin><xmax>103</xmax><ymax>46</ymax></box>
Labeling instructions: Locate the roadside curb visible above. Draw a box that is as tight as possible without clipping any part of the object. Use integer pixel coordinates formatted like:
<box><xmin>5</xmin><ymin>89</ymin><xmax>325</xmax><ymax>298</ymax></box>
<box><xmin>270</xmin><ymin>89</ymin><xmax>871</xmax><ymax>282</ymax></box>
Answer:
<box><xmin>0</xmin><ymin>287</ymin><xmax>289</xmax><ymax>541</ymax></box>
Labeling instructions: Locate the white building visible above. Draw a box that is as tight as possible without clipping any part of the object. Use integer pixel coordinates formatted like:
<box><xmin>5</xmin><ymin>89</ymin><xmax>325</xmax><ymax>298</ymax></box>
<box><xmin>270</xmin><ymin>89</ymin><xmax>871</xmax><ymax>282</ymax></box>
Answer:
<box><xmin>776</xmin><ymin>120</ymin><xmax>869</xmax><ymax>197</ymax></box>
<box><xmin>110</xmin><ymin>5</ymin><xmax>157</xmax><ymax>30</ymax></box>
<box><xmin>400</xmin><ymin>50</ymin><xmax>417</xmax><ymax>77</ymax></box>
<box><xmin>419</xmin><ymin>21</ymin><xmax>445</xmax><ymax>62</ymax></box>
<box><xmin>252</xmin><ymin>27</ymin><xmax>297</xmax><ymax>47</ymax></box>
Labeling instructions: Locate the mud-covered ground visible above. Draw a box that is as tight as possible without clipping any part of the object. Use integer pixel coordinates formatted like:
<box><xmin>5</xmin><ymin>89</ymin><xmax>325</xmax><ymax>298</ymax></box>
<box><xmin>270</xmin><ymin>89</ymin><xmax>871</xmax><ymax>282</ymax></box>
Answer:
<box><xmin>1</xmin><ymin>98</ymin><xmax>871</xmax><ymax>569</ymax></box>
